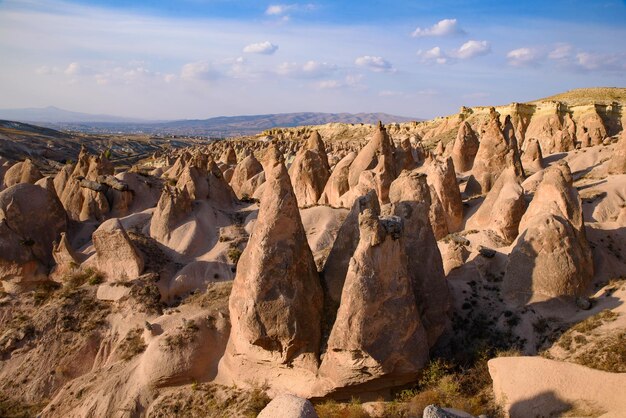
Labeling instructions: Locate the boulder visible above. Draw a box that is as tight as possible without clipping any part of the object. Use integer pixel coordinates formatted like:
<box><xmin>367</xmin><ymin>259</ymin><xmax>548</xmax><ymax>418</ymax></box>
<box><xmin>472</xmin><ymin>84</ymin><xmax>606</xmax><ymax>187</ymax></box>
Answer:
<box><xmin>257</xmin><ymin>394</ymin><xmax>318</xmax><ymax>418</ymax></box>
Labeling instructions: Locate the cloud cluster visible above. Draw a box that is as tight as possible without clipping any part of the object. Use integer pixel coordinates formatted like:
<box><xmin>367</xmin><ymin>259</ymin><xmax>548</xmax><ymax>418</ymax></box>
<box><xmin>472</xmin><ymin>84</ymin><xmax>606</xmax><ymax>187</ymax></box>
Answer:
<box><xmin>243</xmin><ymin>41</ymin><xmax>278</xmax><ymax>55</ymax></box>
<box><xmin>412</xmin><ymin>19</ymin><xmax>465</xmax><ymax>38</ymax></box>
<box><xmin>355</xmin><ymin>56</ymin><xmax>395</xmax><ymax>72</ymax></box>
<box><xmin>277</xmin><ymin>60</ymin><xmax>337</xmax><ymax>78</ymax></box>
<box><xmin>505</xmin><ymin>43</ymin><xmax>626</xmax><ymax>72</ymax></box>
<box><xmin>417</xmin><ymin>40</ymin><xmax>491</xmax><ymax>64</ymax></box>
<box><xmin>265</xmin><ymin>3</ymin><xmax>315</xmax><ymax>21</ymax></box>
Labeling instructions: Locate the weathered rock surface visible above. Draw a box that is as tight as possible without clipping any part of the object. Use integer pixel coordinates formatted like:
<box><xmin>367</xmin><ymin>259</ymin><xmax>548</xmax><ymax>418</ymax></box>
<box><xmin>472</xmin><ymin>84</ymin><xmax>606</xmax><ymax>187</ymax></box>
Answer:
<box><xmin>319</xmin><ymin>192</ymin><xmax>429</xmax><ymax>388</ymax></box>
<box><xmin>451</xmin><ymin>122</ymin><xmax>480</xmax><ymax>172</ymax></box>
<box><xmin>227</xmin><ymin>158</ymin><xmax>323</xmax><ymax>369</ymax></box>
<box><xmin>426</xmin><ymin>157</ymin><xmax>463</xmax><ymax>234</ymax></box>
<box><xmin>608</xmin><ymin>131</ymin><xmax>626</xmax><ymax>174</ymax></box>
<box><xmin>2</xmin><ymin>159</ymin><xmax>43</xmax><ymax>188</ymax></box>
<box><xmin>91</xmin><ymin>218</ymin><xmax>144</xmax><ymax>281</ymax></box>
<box><xmin>469</xmin><ymin>167</ymin><xmax>526</xmax><ymax>244</ymax></box>
<box><xmin>0</xmin><ymin>183</ymin><xmax>67</xmax><ymax>292</ymax></box>
<box><xmin>289</xmin><ymin>138</ymin><xmax>330</xmax><ymax>207</ymax></box>
<box><xmin>257</xmin><ymin>394</ymin><xmax>318</xmax><ymax>418</ymax></box>
<box><xmin>466</xmin><ymin>110</ymin><xmax>524</xmax><ymax>195</ymax></box>
<box><xmin>229</xmin><ymin>154</ymin><xmax>264</xmax><ymax>199</ymax></box>
<box><xmin>503</xmin><ymin>162</ymin><xmax>593</xmax><ymax>304</ymax></box>
<box><xmin>389</xmin><ymin>170</ymin><xmax>450</xmax><ymax>346</ymax></box>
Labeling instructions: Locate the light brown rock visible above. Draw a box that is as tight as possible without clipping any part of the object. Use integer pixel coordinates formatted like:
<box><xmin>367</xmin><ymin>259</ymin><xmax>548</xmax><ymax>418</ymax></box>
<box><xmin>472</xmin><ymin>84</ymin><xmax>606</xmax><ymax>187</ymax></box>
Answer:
<box><xmin>2</xmin><ymin>159</ymin><xmax>43</xmax><ymax>188</ymax></box>
<box><xmin>451</xmin><ymin>121</ymin><xmax>479</xmax><ymax>172</ymax></box>
<box><xmin>150</xmin><ymin>186</ymin><xmax>193</xmax><ymax>242</ymax></box>
<box><xmin>389</xmin><ymin>170</ymin><xmax>450</xmax><ymax>347</ymax></box>
<box><xmin>520</xmin><ymin>137</ymin><xmax>545</xmax><ymax>174</ymax></box>
<box><xmin>319</xmin><ymin>192</ymin><xmax>429</xmax><ymax>388</ymax></box>
<box><xmin>318</xmin><ymin>152</ymin><xmax>356</xmax><ymax>207</ymax></box>
<box><xmin>608</xmin><ymin>131</ymin><xmax>626</xmax><ymax>174</ymax></box>
<box><xmin>466</xmin><ymin>110</ymin><xmax>524</xmax><ymax>195</ymax></box>
<box><xmin>230</xmin><ymin>154</ymin><xmax>264</xmax><ymax>199</ymax></box>
<box><xmin>503</xmin><ymin>162</ymin><xmax>593</xmax><ymax>304</ymax></box>
<box><xmin>92</xmin><ymin>218</ymin><xmax>144</xmax><ymax>281</ymax></box>
<box><xmin>289</xmin><ymin>148</ymin><xmax>330</xmax><ymax>207</ymax></box>
<box><xmin>227</xmin><ymin>159</ymin><xmax>323</xmax><ymax>369</ymax></box>
<box><xmin>426</xmin><ymin>157</ymin><xmax>463</xmax><ymax>234</ymax></box>
<box><xmin>0</xmin><ymin>183</ymin><xmax>67</xmax><ymax>292</ymax></box>
<box><xmin>469</xmin><ymin>167</ymin><xmax>526</xmax><ymax>244</ymax></box>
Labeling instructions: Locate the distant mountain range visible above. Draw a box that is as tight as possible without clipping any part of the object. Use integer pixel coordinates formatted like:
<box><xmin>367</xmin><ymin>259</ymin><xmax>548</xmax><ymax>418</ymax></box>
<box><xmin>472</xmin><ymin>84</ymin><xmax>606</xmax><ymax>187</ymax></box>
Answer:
<box><xmin>0</xmin><ymin>106</ymin><xmax>417</xmax><ymax>137</ymax></box>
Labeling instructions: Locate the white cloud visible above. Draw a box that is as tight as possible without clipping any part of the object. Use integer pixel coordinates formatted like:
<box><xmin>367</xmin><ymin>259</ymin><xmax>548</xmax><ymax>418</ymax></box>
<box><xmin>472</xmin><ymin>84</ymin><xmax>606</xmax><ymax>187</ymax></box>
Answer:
<box><xmin>575</xmin><ymin>52</ymin><xmax>625</xmax><ymax>71</ymax></box>
<box><xmin>180</xmin><ymin>61</ymin><xmax>219</xmax><ymax>81</ymax></box>
<box><xmin>453</xmin><ymin>40</ymin><xmax>491</xmax><ymax>59</ymax></box>
<box><xmin>411</xmin><ymin>18</ymin><xmax>465</xmax><ymax>38</ymax></box>
<box><xmin>355</xmin><ymin>56</ymin><xmax>394</xmax><ymax>73</ymax></box>
<box><xmin>548</xmin><ymin>43</ymin><xmax>573</xmax><ymax>61</ymax></box>
<box><xmin>64</xmin><ymin>62</ymin><xmax>93</xmax><ymax>76</ymax></box>
<box><xmin>416</xmin><ymin>46</ymin><xmax>449</xmax><ymax>64</ymax></box>
<box><xmin>277</xmin><ymin>60</ymin><xmax>337</xmax><ymax>78</ymax></box>
<box><xmin>506</xmin><ymin>47</ymin><xmax>542</xmax><ymax>66</ymax></box>
<box><xmin>316</xmin><ymin>79</ymin><xmax>342</xmax><ymax>89</ymax></box>
<box><xmin>265</xmin><ymin>3</ymin><xmax>315</xmax><ymax>20</ymax></box>
<box><xmin>243</xmin><ymin>41</ymin><xmax>278</xmax><ymax>55</ymax></box>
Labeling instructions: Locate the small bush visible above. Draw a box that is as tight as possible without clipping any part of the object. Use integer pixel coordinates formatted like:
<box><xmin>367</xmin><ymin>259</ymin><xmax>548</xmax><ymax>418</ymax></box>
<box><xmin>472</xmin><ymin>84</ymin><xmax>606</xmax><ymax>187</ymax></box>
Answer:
<box><xmin>315</xmin><ymin>398</ymin><xmax>371</xmax><ymax>418</ymax></box>
<box><xmin>118</xmin><ymin>327</ymin><xmax>146</xmax><ymax>361</ymax></box>
<box><xmin>228</xmin><ymin>246</ymin><xmax>243</xmax><ymax>265</ymax></box>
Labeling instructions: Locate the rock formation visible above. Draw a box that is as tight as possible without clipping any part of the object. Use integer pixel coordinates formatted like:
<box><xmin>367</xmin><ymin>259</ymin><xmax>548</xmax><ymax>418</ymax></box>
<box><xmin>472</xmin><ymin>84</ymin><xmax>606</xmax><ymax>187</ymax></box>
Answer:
<box><xmin>426</xmin><ymin>157</ymin><xmax>463</xmax><ymax>234</ymax></box>
<box><xmin>319</xmin><ymin>192</ymin><xmax>429</xmax><ymax>388</ymax></box>
<box><xmin>469</xmin><ymin>167</ymin><xmax>526</xmax><ymax>244</ymax></box>
<box><xmin>229</xmin><ymin>154</ymin><xmax>264</xmax><ymax>199</ymax></box>
<box><xmin>0</xmin><ymin>183</ymin><xmax>67</xmax><ymax>292</ymax></box>
<box><xmin>389</xmin><ymin>170</ymin><xmax>450</xmax><ymax>347</ymax></box>
<box><xmin>451</xmin><ymin>121</ymin><xmax>480</xmax><ymax>172</ymax></box>
<box><xmin>521</xmin><ymin>137</ymin><xmax>545</xmax><ymax>174</ymax></box>
<box><xmin>2</xmin><ymin>159</ymin><xmax>43</xmax><ymax>188</ymax></box>
<box><xmin>227</xmin><ymin>157</ymin><xmax>323</xmax><ymax>369</ymax></box>
<box><xmin>347</xmin><ymin>122</ymin><xmax>396</xmax><ymax>189</ymax></box>
<box><xmin>608</xmin><ymin>131</ymin><xmax>626</xmax><ymax>174</ymax></box>
<box><xmin>466</xmin><ymin>109</ymin><xmax>524</xmax><ymax>195</ymax></box>
<box><xmin>289</xmin><ymin>133</ymin><xmax>331</xmax><ymax>207</ymax></box>
<box><xmin>91</xmin><ymin>218</ymin><xmax>144</xmax><ymax>281</ymax></box>
<box><xmin>318</xmin><ymin>152</ymin><xmax>356</xmax><ymax>207</ymax></box>
<box><xmin>503</xmin><ymin>162</ymin><xmax>593</xmax><ymax>304</ymax></box>
<box><xmin>150</xmin><ymin>186</ymin><xmax>193</xmax><ymax>242</ymax></box>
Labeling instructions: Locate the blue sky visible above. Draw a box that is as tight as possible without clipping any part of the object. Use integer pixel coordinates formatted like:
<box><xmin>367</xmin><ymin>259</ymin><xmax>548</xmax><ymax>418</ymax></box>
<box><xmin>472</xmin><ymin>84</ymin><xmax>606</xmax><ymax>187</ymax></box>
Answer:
<box><xmin>0</xmin><ymin>0</ymin><xmax>625</xmax><ymax>120</ymax></box>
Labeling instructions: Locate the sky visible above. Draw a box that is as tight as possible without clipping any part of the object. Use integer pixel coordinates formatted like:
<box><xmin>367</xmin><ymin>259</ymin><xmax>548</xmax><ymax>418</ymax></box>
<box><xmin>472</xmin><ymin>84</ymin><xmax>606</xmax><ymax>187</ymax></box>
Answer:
<box><xmin>0</xmin><ymin>0</ymin><xmax>625</xmax><ymax>120</ymax></box>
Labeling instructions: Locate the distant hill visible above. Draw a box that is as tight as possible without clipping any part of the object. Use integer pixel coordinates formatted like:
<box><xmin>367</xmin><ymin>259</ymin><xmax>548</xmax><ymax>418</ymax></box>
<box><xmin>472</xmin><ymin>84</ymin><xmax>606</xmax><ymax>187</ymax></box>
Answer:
<box><xmin>0</xmin><ymin>107</ymin><xmax>417</xmax><ymax>137</ymax></box>
<box><xmin>530</xmin><ymin>87</ymin><xmax>626</xmax><ymax>105</ymax></box>
<box><xmin>146</xmin><ymin>112</ymin><xmax>416</xmax><ymax>137</ymax></box>
<box><xmin>0</xmin><ymin>106</ymin><xmax>150</xmax><ymax>124</ymax></box>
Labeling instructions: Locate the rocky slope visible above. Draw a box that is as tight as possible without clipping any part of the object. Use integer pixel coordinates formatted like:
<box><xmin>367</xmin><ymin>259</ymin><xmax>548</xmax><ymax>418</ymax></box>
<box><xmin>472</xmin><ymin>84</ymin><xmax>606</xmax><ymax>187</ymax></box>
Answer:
<box><xmin>1</xmin><ymin>87</ymin><xmax>626</xmax><ymax>418</ymax></box>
